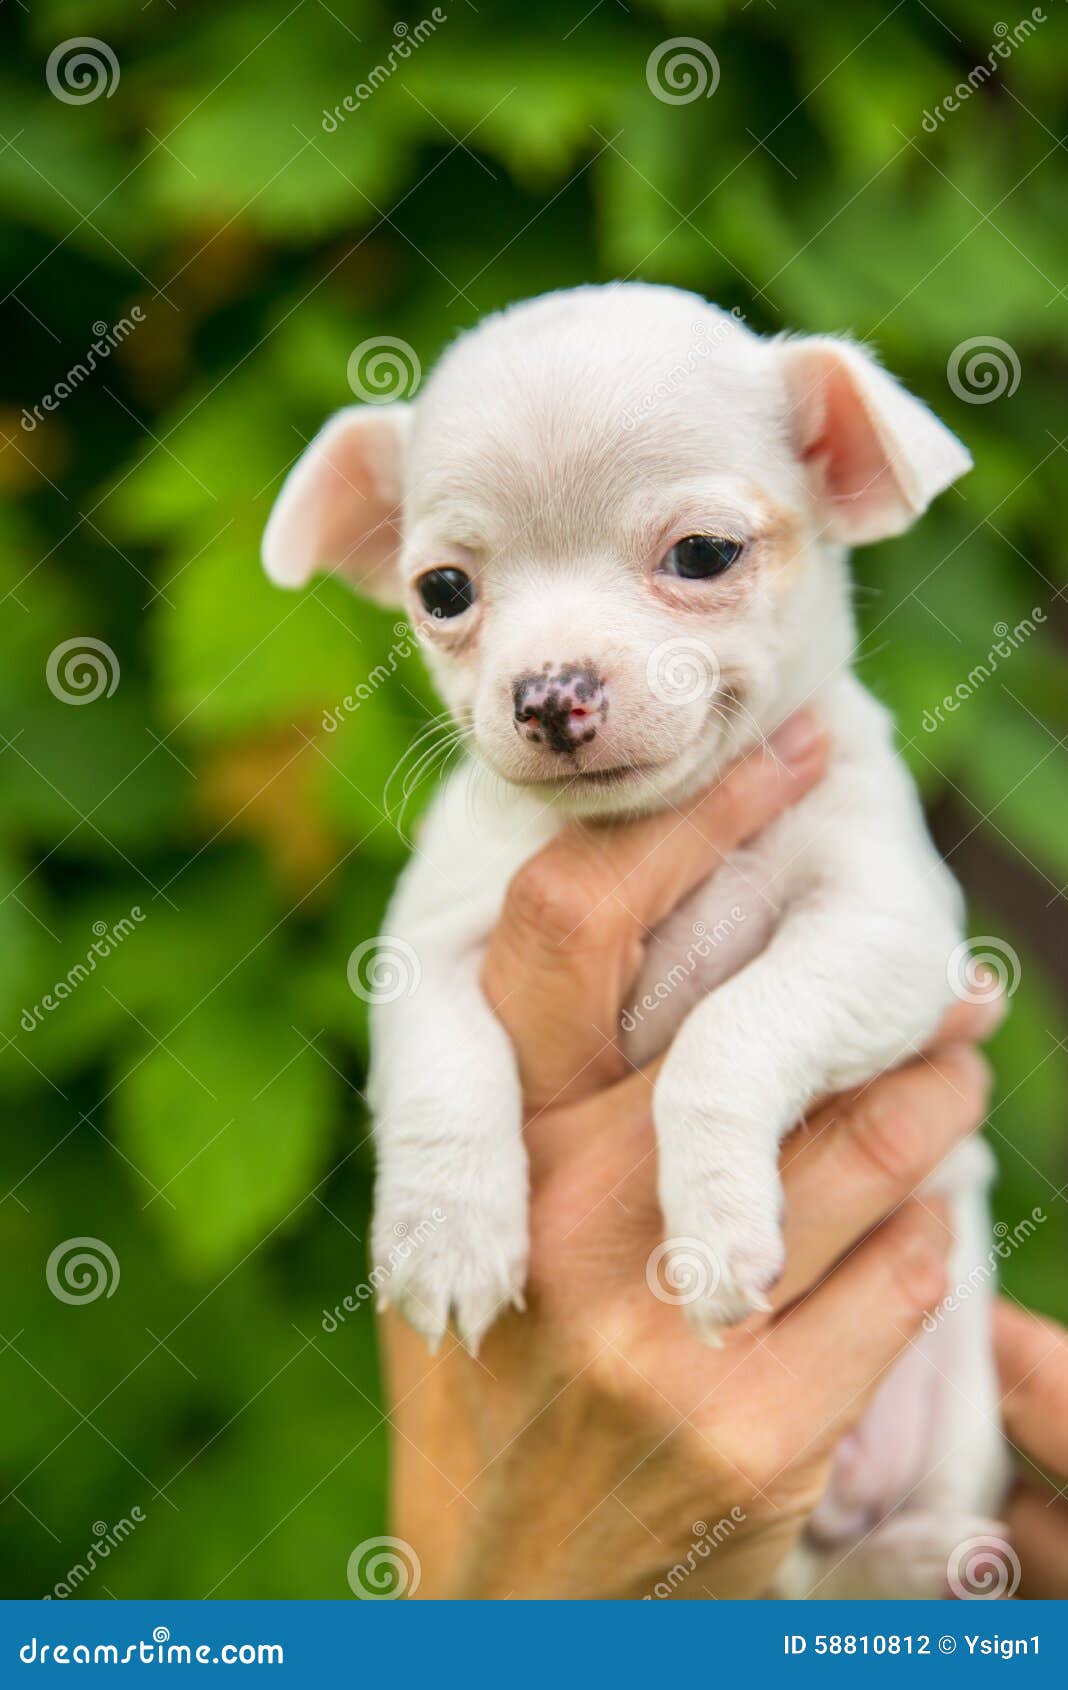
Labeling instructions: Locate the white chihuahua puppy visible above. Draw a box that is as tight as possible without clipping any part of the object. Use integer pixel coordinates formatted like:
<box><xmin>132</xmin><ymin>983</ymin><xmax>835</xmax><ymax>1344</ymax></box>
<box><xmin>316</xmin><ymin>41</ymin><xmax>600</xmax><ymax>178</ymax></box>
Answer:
<box><xmin>264</xmin><ymin>284</ymin><xmax>1008</xmax><ymax>1595</ymax></box>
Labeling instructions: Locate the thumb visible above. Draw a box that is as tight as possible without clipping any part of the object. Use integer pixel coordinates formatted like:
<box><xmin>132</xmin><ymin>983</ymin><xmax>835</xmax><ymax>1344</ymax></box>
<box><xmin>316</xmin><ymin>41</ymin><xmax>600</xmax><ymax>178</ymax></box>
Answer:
<box><xmin>483</xmin><ymin>712</ymin><xmax>827</xmax><ymax>1114</ymax></box>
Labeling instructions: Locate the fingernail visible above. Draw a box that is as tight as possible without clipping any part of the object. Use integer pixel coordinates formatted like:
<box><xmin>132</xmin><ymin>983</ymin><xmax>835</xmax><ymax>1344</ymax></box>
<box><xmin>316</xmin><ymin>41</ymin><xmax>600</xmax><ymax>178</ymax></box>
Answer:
<box><xmin>970</xmin><ymin>973</ymin><xmax>1010</xmax><ymax>1034</ymax></box>
<box><xmin>768</xmin><ymin>710</ymin><xmax>823</xmax><ymax>768</ymax></box>
<box><xmin>939</xmin><ymin>1039</ymin><xmax>992</xmax><ymax>1084</ymax></box>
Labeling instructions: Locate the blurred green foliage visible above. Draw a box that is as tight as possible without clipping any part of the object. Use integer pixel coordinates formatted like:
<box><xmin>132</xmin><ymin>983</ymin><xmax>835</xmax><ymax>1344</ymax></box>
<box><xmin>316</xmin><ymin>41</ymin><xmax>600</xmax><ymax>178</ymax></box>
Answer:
<box><xmin>1</xmin><ymin>0</ymin><xmax>1065</xmax><ymax>1599</ymax></box>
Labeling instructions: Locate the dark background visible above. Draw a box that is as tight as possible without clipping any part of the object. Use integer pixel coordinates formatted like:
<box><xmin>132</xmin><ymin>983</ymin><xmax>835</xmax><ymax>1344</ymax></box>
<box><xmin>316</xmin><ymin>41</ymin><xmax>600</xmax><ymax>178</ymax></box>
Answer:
<box><xmin>1</xmin><ymin>0</ymin><xmax>1065</xmax><ymax>1599</ymax></box>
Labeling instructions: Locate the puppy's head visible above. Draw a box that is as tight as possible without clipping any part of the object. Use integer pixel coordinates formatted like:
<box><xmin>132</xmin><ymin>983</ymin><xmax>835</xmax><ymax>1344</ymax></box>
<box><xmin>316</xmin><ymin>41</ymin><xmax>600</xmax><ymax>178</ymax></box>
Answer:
<box><xmin>264</xmin><ymin>284</ymin><xmax>969</xmax><ymax>815</ymax></box>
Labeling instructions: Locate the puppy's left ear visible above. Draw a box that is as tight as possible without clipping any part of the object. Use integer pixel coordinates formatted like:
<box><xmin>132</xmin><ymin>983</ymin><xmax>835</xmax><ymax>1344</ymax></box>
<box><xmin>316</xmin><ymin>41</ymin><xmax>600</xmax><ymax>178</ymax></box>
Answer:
<box><xmin>779</xmin><ymin>337</ymin><xmax>971</xmax><ymax>544</ymax></box>
<box><xmin>262</xmin><ymin>402</ymin><xmax>411</xmax><ymax>600</ymax></box>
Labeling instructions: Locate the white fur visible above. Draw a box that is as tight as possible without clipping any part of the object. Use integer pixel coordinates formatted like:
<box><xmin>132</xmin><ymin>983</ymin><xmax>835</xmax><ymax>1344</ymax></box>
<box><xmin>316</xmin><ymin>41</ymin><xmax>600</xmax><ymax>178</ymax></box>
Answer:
<box><xmin>264</xmin><ymin>283</ymin><xmax>1007</xmax><ymax>1596</ymax></box>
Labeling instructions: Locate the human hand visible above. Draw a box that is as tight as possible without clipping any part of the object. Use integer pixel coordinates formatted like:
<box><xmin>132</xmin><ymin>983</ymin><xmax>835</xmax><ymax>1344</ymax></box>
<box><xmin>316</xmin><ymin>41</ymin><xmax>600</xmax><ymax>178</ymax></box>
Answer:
<box><xmin>995</xmin><ymin>1299</ymin><xmax>1068</xmax><ymax>1599</ymax></box>
<box><xmin>382</xmin><ymin>710</ymin><xmax>1000</xmax><ymax>1599</ymax></box>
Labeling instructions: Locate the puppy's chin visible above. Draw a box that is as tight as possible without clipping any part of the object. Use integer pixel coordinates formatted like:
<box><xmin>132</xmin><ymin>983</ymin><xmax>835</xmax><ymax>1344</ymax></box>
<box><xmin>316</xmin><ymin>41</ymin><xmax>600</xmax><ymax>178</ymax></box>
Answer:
<box><xmin>526</xmin><ymin>766</ymin><xmax>673</xmax><ymax>820</ymax></box>
<box><xmin>477</xmin><ymin>731</ymin><xmax>729</xmax><ymax>820</ymax></box>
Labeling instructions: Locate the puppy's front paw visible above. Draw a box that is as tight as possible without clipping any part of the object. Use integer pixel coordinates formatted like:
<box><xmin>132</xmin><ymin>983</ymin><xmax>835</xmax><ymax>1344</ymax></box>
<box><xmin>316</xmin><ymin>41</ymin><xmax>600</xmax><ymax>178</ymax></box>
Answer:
<box><xmin>654</xmin><ymin>1149</ymin><xmax>785</xmax><ymax>1342</ymax></box>
<box><xmin>372</xmin><ymin>1155</ymin><xmax>528</xmax><ymax>1354</ymax></box>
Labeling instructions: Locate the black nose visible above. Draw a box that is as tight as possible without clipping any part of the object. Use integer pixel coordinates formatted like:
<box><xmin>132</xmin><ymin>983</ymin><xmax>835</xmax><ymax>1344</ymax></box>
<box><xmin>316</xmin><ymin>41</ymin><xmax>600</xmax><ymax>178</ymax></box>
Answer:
<box><xmin>513</xmin><ymin>662</ymin><xmax>608</xmax><ymax>754</ymax></box>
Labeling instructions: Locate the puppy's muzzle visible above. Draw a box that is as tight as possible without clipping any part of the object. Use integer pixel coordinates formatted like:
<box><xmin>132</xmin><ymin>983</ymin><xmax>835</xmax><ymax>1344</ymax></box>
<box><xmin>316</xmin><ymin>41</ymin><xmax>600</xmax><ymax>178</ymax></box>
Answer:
<box><xmin>512</xmin><ymin>662</ymin><xmax>608</xmax><ymax>754</ymax></box>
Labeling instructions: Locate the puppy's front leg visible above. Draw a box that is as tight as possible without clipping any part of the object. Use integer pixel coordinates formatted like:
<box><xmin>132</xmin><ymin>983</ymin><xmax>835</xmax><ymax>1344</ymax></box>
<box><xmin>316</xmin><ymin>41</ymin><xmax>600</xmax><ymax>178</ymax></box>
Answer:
<box><xmin>371</xmin><ymin>946</ymin><xmax>527</xmax><ymax>1353</ymax></box>
<box><xmin>653</xmin><ymin>893</ymin><xmax>955</xmax><ymax>1340</ymax></box>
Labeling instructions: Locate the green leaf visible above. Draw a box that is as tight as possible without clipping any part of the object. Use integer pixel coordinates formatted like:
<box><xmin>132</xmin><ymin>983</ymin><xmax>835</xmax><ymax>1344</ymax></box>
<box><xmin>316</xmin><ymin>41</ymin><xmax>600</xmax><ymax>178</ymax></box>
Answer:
<box><xmin>959</xmin><ymin>711</ymin><xmax>1068</xmax><ymax>886</ymax></box>
<box><xmin>112</xmin><ymin>994</ymin><xmax>336</xmax><ymax>1273</ymax></box>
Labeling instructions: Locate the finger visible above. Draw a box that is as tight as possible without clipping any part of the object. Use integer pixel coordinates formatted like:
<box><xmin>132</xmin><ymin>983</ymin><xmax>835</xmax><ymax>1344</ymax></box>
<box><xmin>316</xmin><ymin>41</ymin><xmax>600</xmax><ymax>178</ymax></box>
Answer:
<box><xmin>1006</xmin><ymin>1480</ymin><xmax>1068</xmax><ymax>1600</ymax></box>
<box><xmin>765</xmin><ymin>1202</ymin><xmax>952</xmax><ymax>1446</ymax></box>
<box><xmin>560</xmin><ymin>710</ymin><xmax>827</xmax><ymax>936</ymax></box>
<box><xmin>932</xmin><ymin>984</ymin><xmax>1007</xmax><ymax>1047</ymax></box>
<box><xmin>803</xmin><ymin>989</ymin><xmax>1005</xmax><ymax>1118</ymax></box>
<box><xmin>484</xmin><ymin>710</ymin><xmax>828</xmax><ymax>1111</ymax></box>
<box><xmin>995</xmin><ymin>1298</ymin><xmax>1068</xmax><ymax>1475</ymax></box>
<box><xmin>770</xmin><ymin>1043</ymin><xmax>990</xmax><ymax>1309</ymax></box>
<box><xmin>525</xmin><ymin>1047</ymin><xmax>659</xmax><ymax>1179</ymax></box>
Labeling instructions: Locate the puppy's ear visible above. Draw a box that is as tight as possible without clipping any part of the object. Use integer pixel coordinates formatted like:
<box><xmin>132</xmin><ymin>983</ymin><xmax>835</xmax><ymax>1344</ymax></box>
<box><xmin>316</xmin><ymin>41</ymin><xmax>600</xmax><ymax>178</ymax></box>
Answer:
<box><xmin>262</xmin><ymin>403</ymin><xmax>411</xmax><ymax>599</ymax></box>
<box><xmin>779</xmin><ymin>337</ymin><xmax>971</xmax><ymax>544</ymax></box>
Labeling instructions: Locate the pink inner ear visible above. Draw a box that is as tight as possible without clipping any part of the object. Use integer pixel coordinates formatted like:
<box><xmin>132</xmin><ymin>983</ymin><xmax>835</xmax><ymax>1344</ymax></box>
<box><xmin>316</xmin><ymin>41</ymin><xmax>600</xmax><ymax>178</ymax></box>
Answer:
<box><xmin>315</xmin><ymin>429</ymin><xmax>402</xmax><ymax>581</ymax></box>
<box><xmin>262</xmin><ymin>403</ymin><xmax>409</xmax><ymax>598</ymax></box>
<box><xmin>800</xmin><ymin>356</ymin><xmax>906</xmax><ymax>543</ymax></box>
<box><xmin>785</xmin><ymin>337</ymin><xmax>971</xmax><ymax>546</ymax></box>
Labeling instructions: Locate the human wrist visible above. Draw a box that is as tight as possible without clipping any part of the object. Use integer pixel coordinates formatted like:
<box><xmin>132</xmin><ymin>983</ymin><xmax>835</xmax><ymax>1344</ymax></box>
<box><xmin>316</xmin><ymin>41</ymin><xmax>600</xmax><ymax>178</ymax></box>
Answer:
<box><xmin>442</xmin><ymin>1424</ymin><xmax>634</xmax><ymax>1599</ymax></box>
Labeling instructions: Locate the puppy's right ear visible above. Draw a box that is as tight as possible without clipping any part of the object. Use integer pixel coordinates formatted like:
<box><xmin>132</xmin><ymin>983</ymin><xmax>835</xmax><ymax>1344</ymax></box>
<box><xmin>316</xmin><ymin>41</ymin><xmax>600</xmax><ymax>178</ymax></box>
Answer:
<box><xmin>262</xmin><ymin>403</ymin><xmax>411</xmax><ymax>601</ymax></box>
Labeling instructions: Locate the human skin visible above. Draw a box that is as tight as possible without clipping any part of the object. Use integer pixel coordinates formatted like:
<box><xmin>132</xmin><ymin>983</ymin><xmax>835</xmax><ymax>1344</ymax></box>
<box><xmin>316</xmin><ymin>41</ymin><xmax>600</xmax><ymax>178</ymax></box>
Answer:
<box><xmin>996</xmin><ymin>1299</ymin><xmax>1068</xmax><ymax>1599</ymax></box>
<box><xmin>381</xmin><ymin>710</ymin><xmax>1009</xmax><ymax>1599</ymax></box>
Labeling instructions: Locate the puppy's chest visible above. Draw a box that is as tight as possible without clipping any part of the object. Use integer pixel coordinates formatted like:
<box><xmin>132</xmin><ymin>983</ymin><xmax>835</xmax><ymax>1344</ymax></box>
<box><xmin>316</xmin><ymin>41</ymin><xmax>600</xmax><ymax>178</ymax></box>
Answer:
<box><xmin>620</xmin><ymin>844</ymin><xmax>781</xmax><ymax>1067</ymax></box>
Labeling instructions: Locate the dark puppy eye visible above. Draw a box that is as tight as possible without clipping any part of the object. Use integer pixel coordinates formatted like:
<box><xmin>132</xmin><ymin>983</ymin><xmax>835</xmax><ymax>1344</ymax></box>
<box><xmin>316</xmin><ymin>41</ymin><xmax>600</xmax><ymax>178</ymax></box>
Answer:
<box><xmin>417</xmin><ymin>567</ymin><xmax>476</xmax><ymax>619</ymax></box>
<box><xmin>661</xmin><ymin>535</ymin><xmax>744</xmax><ymax>580</ymax></box>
